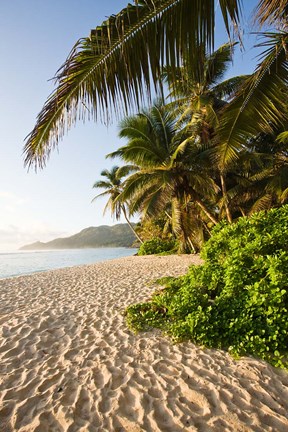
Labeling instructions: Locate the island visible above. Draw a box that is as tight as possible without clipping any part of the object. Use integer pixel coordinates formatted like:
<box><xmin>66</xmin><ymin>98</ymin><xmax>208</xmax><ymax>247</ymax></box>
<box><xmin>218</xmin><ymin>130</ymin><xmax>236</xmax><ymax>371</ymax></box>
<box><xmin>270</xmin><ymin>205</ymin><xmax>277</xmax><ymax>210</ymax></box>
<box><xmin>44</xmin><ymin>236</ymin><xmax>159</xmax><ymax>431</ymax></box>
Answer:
<box><xmin>20</xmin><ymin>223</ymin><xmax>137</xmax><ymax>250</ymax></box>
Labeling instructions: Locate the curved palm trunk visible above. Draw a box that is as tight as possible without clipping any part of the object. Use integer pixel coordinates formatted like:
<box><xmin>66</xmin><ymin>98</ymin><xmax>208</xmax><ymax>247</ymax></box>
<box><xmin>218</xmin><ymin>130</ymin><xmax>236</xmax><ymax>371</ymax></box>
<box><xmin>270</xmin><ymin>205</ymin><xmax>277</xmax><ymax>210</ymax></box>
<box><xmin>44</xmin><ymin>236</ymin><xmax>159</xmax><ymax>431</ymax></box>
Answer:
<box><xmin>194</xmin><ymin>198</ymin><xmax>218</xmax><ymax>226</ymax></box>
<box><xmin>220</xmin><ymin>173</ymin><xmax>233</xmax><ymax>223</ymax></box>
<box><xmin>121</xmin><ymin>205</ymin><xmax>143</xmax><ymax>244</ymax></box>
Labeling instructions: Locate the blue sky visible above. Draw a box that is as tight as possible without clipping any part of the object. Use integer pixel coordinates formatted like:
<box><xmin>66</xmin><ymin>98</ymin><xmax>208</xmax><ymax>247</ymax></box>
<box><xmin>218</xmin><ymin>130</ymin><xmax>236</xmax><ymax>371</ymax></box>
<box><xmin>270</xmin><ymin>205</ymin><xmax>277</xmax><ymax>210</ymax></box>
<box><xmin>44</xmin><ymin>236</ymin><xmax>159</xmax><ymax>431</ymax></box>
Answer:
<box><xmin>0</xmin><ymin>0</ymin><xmax>260</xmax><ymax>250</ymax></box>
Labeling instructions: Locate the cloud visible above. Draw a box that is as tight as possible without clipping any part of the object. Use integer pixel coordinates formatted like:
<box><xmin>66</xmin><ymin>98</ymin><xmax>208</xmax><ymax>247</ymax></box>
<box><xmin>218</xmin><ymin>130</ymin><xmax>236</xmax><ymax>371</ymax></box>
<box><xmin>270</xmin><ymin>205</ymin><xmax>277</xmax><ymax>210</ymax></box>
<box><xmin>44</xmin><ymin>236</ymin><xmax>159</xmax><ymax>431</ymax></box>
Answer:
<box><xmin>0</xmin><ymin>191</ymin><xmax>73</xmax><ymax>250</ymax></box>
<box><xmin>0</xmin><ymin>224</ymin><xmax>69</xmax><ymax>251</ymax></box>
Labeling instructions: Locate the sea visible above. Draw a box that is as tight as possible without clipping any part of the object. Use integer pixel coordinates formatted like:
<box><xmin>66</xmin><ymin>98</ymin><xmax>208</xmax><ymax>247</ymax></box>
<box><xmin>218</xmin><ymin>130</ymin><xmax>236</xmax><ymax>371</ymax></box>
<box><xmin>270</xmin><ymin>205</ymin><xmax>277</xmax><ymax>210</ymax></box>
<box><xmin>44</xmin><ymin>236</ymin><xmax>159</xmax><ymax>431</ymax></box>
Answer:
<box><xmin>0</xmin><ymin>248</ymin><xmax>138</xmax><ymax>280</ymax></box>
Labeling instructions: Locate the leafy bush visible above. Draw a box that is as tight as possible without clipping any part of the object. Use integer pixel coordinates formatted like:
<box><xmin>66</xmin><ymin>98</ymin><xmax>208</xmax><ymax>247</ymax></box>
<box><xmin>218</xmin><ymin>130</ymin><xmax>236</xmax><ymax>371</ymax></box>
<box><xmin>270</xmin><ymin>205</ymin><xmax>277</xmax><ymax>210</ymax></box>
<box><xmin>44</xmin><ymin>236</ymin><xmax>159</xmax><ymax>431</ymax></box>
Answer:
<box><xmin>138</xmin><ymin>237</ymin><xmax>178</xmax><ymax>255</ymax></box>
<box><xmin>126</xmin><ymin>206</ymin><xmax>288</xmax><ymax>368</ymax></box>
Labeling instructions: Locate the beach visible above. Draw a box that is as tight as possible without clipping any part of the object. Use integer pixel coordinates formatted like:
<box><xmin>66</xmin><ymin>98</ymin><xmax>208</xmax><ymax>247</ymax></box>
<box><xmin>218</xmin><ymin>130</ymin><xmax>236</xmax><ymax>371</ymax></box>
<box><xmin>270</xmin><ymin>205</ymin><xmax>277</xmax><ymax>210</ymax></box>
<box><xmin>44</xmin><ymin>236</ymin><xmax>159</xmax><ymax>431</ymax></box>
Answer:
<box><xmin>0</xmin><ymin>255</ymin><xmax>287</xmax><ymax>432</ymax></box>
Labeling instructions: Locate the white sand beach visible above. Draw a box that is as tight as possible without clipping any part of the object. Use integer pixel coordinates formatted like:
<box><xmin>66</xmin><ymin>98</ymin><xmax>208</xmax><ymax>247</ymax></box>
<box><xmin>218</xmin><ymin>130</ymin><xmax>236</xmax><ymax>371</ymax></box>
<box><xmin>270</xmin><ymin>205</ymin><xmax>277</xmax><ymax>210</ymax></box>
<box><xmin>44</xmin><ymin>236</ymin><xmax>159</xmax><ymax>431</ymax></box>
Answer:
<box><xmin>0</xmin><ymin>255</ymin><xmax>288</xmax><ymax>432</ymax></box>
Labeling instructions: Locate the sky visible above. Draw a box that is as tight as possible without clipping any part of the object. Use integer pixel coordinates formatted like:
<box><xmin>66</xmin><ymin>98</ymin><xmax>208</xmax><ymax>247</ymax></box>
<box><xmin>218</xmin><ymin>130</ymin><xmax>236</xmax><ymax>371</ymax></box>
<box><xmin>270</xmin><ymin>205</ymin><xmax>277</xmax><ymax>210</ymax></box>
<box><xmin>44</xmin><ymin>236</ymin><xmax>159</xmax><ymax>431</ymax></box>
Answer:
<box><xmin>0</xmin><ymin>0</ymin><xmax>260</xmax><ymax>250</ymax></box>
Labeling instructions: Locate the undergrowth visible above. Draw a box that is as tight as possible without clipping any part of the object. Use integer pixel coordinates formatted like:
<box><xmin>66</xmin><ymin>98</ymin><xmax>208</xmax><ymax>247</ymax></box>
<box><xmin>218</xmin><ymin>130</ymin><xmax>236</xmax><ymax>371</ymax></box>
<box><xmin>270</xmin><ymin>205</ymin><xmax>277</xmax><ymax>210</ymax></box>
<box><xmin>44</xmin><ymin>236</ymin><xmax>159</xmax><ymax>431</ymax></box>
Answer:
<box><xmin>125</xmin><ymin>206</ymin><xmax>288</xmax><ymax>368</ymax></box>
<box><xmin>137</xmin><ymin>237</ymin><xmax>178</xmax><ymax>255</ymax></box>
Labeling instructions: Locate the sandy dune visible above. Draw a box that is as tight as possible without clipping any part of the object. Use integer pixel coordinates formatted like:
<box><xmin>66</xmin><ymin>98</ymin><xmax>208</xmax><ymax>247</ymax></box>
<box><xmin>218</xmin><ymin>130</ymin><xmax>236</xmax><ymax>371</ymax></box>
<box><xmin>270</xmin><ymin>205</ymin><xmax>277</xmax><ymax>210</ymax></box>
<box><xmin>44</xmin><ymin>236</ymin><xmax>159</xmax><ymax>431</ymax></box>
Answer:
<box><xmin>0</xmin><ymin>255</ymin><xmax>287</xmax><ymax>431</ymax></box>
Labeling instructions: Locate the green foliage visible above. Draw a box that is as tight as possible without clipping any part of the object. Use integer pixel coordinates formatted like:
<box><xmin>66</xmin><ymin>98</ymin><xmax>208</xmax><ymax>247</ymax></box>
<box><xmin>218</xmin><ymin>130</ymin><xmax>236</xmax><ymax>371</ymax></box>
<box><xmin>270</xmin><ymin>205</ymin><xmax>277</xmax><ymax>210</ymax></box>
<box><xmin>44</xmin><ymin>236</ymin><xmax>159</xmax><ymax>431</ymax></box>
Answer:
<box><xmin>138</xmin><ymin>237</ymin><xmax>178</xmax><ymax>255</ymax></box>
<box><xmin>125</xmin><ymin>302</ymin><xmax>167</xmax><ymax>332</ymax></box>
<box><xmin>126</xmin><ymin>206</ymin><xmax>288</xmax><ymax>368</ymax></box>
<box><xmin>135</xmin><ymin>215</ymin><xmax>173</xmax><ymax>242</ymax></box>
<box><xmin>24</xmin><ymin>0</ymin><xmax>242</xmax><ymax>168</ymax></box>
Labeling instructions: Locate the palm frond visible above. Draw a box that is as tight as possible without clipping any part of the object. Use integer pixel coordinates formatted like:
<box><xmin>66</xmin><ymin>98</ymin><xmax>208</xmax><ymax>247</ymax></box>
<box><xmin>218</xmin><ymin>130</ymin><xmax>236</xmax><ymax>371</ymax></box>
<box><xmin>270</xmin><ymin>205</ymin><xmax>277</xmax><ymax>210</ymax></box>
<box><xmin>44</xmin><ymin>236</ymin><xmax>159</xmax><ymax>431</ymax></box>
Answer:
<box><xmin>91</xmin><ymin>190</ymin><xmax>111</xmax><ymax>202</ymax></box>
<box><xmin>280</xmin><ymin>187</ymin><xmax>288</xmax><ymax>203</ymax></box>
<box><xmin>92</xmin><ymin>180</ymin><xmax>113</xmax><ymax>189</ymax></box>
<box><xmin>205</xmin><ymin>43</ymin><xmax>235</xmax><ymax>87</ymax></box>
<box><xmin>212</xmin><ymin>75</ymin><xmax>250</xmax><ymax>100</ymax></box>
<box><xmin>277</xmin><ymin>131</ymin><xmax>288</xmax><ymax>143</ymax></box>
<box><xmin>216</xmin><ymin>32</ymin><xmax>288</xmax><ymax>169</ymax></box>
<box><xmin>255</xmin><ymin>0</ymin><xmax>288</xmax><ymax>28</ymax></box>
<box><xmin>249</xmin><ymin>193</ymin><xmax>273</xmax><ymax>214</ymax></box>
<box><xmin>141</xmin><ymin>188</ymin><xmax>170</xmax><ymax>217</ymax></box>
<box><xmin>100</xmin><ymin>165</ymin><xmax>120</xmax><ymax>180</ymax></box>
<box><xmin>108</xmin><ymin>139</ymin><xmax>167</xmax><ymax>166</ymax></box>
<box><xmin>169</xmin><ymin>136</ymin><xmax>194</xmax><ymax>165</ymax></box>
<box><xmin>116</xmin><ymin>164</ymin><xmax>138</xmax><ymax>177</ymax></box>
<box><xmin>24</xmin><ymin>0</ymin><xmax>241</xmax><ymax>168</ymax></box>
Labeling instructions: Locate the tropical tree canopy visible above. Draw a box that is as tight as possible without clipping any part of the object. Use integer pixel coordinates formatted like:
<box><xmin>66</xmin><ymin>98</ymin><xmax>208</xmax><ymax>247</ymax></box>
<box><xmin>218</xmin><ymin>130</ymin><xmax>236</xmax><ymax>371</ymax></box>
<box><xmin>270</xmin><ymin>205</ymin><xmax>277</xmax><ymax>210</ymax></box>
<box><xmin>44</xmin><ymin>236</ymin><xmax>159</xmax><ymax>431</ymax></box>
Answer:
<box><xmin>24</xmin><ymin>0</ymin><xmax>242</xmax><ymax>169</ymax></box>
<box><xmin>107</xmin><ymin>101</ymin><xmax>220</xmax><ymax>252</ymax></box>
<box><xmin>215</xmin><ymin>32</ymin><xmax>288</xmax><ymax>169</ymax></box>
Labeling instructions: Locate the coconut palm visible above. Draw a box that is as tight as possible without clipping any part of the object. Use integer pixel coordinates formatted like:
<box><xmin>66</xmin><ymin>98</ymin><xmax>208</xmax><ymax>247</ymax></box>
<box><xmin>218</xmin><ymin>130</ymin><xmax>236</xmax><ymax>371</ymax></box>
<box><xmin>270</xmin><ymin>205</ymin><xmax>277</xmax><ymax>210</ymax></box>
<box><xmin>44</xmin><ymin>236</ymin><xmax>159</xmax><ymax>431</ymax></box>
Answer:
<box><xmin>166</xmin><ymin>36</ymin><xmax>288</xmax><ymax>221</ymax></box>
<box><xmin>92</xmin><ymin>165</ymin><xmax>143</xmax><ymax>243</ymax></box>
<box><xmin>165</xmin><ymin>36</ymin><xmax>288</xmax><ymax>222</ymax></box>
<box><xmin>24</xmin><ymin>0</ymin><xmax>242</xmax><ymax>169</ymax></box>
<box><xmin>216</xmin><ymin>0</ymin><xmax>288</xmax><ymax>170</ymax></box>
<box><xmin>226</xmin><ymin>131</ymin><xmax>288</xmax><ymax>215</ymax></box>
<box><xmin>163</xmin><ymin>42</ymin><xmax>251</xmax><ymax>223</ymax></box>
<box><xmin>162</xmin><ymin>43</ymin><xmax>248</xmax><ymax>137</ymax></box>
<box><xmin>108</xmin><ymin>102</ymin><xmax>219</xmax><ymax>252</ymax></box>
<box><xmin>216</xmin><ymin>32</ymin><xmax>288</xmax><ymax>171</ymax></box>
<box><xmin>24</xmin><ymin>0</ymin><xmax>287</xmax><ymax>176</ymax></box>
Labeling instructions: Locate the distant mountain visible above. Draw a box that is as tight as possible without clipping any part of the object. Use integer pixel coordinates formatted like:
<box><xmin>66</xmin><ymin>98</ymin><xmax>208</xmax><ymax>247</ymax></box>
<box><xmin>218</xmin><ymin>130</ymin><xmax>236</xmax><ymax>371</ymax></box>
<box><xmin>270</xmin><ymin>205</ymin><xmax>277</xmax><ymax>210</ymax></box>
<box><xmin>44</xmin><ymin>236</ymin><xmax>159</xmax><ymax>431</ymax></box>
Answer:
<box><xmin>20</xmin><ymin>224</ymin><xmax>138</xmax><ymax>250</ymax></box>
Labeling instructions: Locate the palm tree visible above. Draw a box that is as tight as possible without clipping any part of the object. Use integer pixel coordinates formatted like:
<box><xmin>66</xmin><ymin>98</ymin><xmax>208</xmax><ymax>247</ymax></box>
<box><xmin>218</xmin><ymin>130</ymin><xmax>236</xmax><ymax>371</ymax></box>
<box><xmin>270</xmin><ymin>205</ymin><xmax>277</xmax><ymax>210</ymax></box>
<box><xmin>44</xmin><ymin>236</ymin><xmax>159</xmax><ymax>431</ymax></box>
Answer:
<box><xmin>108</xmin><ymin>102</ymin><xmax>219</xmax><ymax>252</ymax></box>
<box><xmin>163</xmin><ymin>37</ymin><xmax>288</xmax><ymax>222</ymax></box>
<box><xmin>162</xmin><ymin>43</ymin><xmax>248</xmax><ymax>136</ymax></box>
<box><xmin>23</xmin><ymin>0</ymin><xmax>287</xmax><ymax>182</ymax></box>
<box><xmin>92</xmin><ymin>165</ymin><xmax>143</xmax><ymax>243</ymax></box>
<box><xmin>227</xmin><ymin>131</ymin><xmax>288</xmax><ymax>215</ymax></box>
<box><xmin>24</xmin><ymin>0</ymin><xmax>242</xmax><ymax>169</ymax></box>
<box><xmin>216</xmin><ymin>32</ymin><xmax>288</xmax><ymax>171</ymax></box>
<box><xmin>163</xmin><ymin>42</ymin><xmax>250</xmax><ymax>223</ymax></box>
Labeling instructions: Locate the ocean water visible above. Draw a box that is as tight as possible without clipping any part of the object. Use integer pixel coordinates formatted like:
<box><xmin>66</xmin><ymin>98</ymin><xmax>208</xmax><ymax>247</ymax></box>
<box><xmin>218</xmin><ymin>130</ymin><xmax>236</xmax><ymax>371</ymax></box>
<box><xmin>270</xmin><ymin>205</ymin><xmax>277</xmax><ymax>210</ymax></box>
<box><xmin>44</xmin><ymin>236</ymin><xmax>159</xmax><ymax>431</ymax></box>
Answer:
<box><xmin>0</xmin><ymin>248</ymin><xmax>138</xmax><ymax>280</ymax></box>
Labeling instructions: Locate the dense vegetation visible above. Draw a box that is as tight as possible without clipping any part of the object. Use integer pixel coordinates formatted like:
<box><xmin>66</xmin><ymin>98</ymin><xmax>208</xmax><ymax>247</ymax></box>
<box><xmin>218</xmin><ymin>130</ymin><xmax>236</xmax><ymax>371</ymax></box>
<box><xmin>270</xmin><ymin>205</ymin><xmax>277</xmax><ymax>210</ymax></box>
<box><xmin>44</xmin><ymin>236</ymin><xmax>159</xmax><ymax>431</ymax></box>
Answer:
<box><xmin>24</xmin><ymin>1</ymin><xmax>287</xmax><ymax>173</ymax></box>
<box><xmin>25</xmin><ymin>0</ymin><xmax>287</xmax><ymax>253</ymax></box>
<box><xmin>126</xmin><ymin>206</ymin><xmax>288</xmax><ymax>368</ymax></box>
<box><xmin>138</xmin><ymin>238</ymin><xmax>178</xmax><ymax>256</ymax></box>
<box><xmin>24</xmin><ymin>1</ymin><xmax>287</xmax><ymax>366</ymax></box>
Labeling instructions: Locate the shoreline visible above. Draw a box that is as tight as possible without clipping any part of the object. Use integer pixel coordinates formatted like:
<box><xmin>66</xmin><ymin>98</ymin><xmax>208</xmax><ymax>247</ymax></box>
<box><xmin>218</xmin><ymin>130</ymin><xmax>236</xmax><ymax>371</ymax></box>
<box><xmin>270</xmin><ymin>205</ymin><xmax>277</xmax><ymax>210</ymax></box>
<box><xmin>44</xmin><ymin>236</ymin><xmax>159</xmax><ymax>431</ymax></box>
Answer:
<box><xmin>0</xmin><ymin>255</ymin><xmax>287</xmax><ymax>431</ymax></box>
<box><xmin>0</xmin><ymin>247</ymin><xmax>139</xmax><ymax>281</ymax></box>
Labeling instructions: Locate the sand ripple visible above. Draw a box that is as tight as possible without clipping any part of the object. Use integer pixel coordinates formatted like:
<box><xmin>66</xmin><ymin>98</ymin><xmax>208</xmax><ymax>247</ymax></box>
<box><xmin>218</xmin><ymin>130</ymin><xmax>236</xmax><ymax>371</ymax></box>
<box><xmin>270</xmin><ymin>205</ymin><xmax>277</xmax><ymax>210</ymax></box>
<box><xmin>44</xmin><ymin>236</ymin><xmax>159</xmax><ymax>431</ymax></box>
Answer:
<box><xmin>0</xmin><ymin>255</ymin><xmax>287</xmax><ymax>431</ymax></box>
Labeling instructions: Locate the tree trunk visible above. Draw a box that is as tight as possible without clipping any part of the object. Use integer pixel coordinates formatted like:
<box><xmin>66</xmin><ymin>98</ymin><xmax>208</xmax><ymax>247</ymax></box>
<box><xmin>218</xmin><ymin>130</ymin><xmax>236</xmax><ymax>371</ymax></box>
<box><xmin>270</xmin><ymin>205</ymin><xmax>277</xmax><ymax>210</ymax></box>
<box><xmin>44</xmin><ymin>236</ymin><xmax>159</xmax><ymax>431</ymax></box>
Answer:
<box><xmin>195</xmin><ymin>199</ymin><xmax>218</xmax><ymax>226</ymax></box>
<box><xmin>121</xmin><ymin>205</ymin><xmax>143</xmax><ymax>244</ymax></box>
<box><xmin>220</xmin><ymin>173</ymin><xmax>233</xmax><ymax>223</ymax></box>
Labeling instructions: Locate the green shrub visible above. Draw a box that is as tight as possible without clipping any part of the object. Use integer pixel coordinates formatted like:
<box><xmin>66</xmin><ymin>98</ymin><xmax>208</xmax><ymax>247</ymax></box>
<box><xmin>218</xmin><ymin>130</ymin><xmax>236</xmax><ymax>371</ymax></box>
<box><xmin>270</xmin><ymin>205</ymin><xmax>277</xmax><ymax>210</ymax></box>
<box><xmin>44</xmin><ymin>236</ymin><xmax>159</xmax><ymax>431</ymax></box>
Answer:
<box><xmin>126</xmin><ymin>206</ymin><xmax>288</xmax><ymax>368</ymax></box>
<box><xmin>138</xmin><ymin>237</ymin><xmax>178</xmax><ymax>255</ymax></box>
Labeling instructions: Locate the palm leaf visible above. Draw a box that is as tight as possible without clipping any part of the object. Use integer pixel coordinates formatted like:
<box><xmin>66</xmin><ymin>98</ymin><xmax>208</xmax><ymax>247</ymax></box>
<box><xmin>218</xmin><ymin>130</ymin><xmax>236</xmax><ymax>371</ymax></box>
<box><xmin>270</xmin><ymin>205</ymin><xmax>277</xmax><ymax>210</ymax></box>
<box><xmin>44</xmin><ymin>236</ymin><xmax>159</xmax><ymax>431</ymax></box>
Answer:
<box><xmin>212</xmin><ymin>75</ymin><xmax>250</xmax><ymax>100</ymax></box>
<box><xmin>116</xmin><ymin>164</ymin><xmax>138</xmax><ymax>177</ymax></box>
<box><xmin>204</xmin><ymin>43</ymin><xmax>235</xmax><ymax>87</ymax></box>
<box><xmin>216</xmin><ymin>32</ymin><xmax>288</xmax><ymax>169</ymax></box>
<box><xmin>249</xmin><ymin>193</ymin><xmax>273</xmax><ymax>214</ymax></box>
<box><xmin>277</xmin><ymin>131</ymin><xmax>288</xmax><ymax>143</ymax></box>
<box><xmin>280</xmin><ymin>187</ymin><xmax>288</xmax><ymax>203</ymax></box>
<box><xmin>255</xmin><ymin>0</ymin><xmax>288</xmax><ymax>27</ymax></box>
<box><xmin>91</xmin><ymin>190</ymin><xmax>111</xmax><ymax>202</ymax></box>
<box><xmin>92</xmin><ymin>180</ymin><xmax>113</xmax><ymax>189</ymax></box>
<box><xmin>100</xmin><ymin>166</ymin><xmax>120</xmax><ymax>180</ymax></box>
<box><xmin>24</xmin><ymin>0</ymin><xmax>241</xmax><ymax>168</ymax></box>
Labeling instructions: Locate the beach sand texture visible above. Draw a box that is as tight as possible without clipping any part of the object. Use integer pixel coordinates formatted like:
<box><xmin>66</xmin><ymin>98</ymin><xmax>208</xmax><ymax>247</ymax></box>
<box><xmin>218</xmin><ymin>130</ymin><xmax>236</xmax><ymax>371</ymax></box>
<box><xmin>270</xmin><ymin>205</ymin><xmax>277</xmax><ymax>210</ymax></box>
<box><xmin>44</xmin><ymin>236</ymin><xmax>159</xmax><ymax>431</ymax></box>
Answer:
<box><xmin>0</xmin><ymin>255</ymin><xmax>288</xmax><ymax>432</ymax></box>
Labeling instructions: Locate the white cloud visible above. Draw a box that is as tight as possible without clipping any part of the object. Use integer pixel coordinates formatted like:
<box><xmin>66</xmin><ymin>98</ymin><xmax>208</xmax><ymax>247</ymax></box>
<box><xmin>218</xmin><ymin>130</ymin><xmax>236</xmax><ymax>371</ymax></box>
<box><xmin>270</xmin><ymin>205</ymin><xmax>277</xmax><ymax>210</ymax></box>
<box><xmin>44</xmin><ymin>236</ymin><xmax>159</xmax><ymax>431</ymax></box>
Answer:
<box><xmin>0</xmin><ymin>223</ymin><xmax>69</xmax><ymax>251</ymax></box>
<box><xmin>0</xmin><ymin>191</ymin><xmax>75</xmax><ymax>250</ymax></box>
